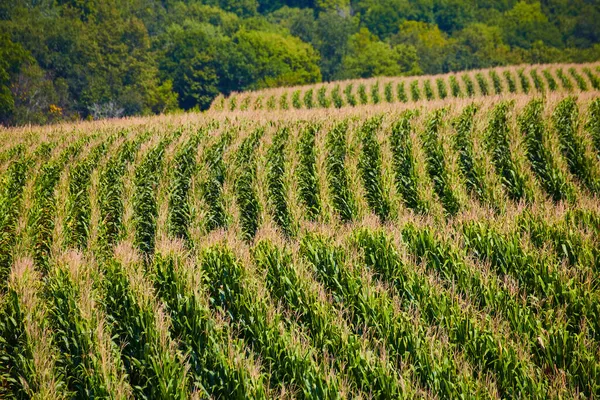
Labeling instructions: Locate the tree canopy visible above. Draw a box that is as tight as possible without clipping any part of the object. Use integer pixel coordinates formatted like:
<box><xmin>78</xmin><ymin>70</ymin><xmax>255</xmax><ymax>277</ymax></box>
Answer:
<box><xmin>1</xmin><ymin>0</ymin><xmax>599</xmax><ymax>125</ymax></box>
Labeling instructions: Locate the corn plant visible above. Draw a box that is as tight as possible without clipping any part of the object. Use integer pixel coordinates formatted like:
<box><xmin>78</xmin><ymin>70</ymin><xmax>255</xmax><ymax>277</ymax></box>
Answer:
<box><xmin>475</xmin><ymin>73</ymin><xmax>489</xmax><ymax>96</ymax></box>
<box><xmin>201</xmin><ymin>245</ymin><xmax>340</xmax><ymax>399</ymax></box>
<box><xmin>421</xmin><ymin>109</ymin><xmax>460</xmax><ymax>216</ymax></box>
<box><xmin>530</xmin><ymin>70</ymin><xmax>544</xmax><ymax>92</ymax></box>
<box><xmin>234</xmin><ymin>128</ymin><xmax>262</xmax><ymax>240</ymax></box>
<box><xmin>583</xmin><ymin>68</ymin><xmax>600</xmax><ymax>90</ymax></box>
<box><xmin>410</xmin><ymin>80</ymin><xmax>421</xmax><ymax>101</ymax></box>
<box><xmin>296</xmin><ymin>124</ymin><xmax>321</xmax><ymax>220</ymax></box>
<box><xmin>292</xmin><ymin>90</ymin><xmax>302</xmax><ymax>109</ymax></box>
<box><xmin>101</xmin><ymin>258</ymin><xmax>189</xmax><ymax>399</ymax></box>
<box><xmin>331</xmin><ymin>85</ymin><xmax>344</xmax><ymax>108</ymax></box>
<box><xmin>423</xmin><ymin>80</ymin><xmax>434</xmax><ymax>100</ymax></box>
<box><xmin>344</xmin><ymin>84</ymin><xmax>357</xmax><ymax>106</ymax></box>
<box><xmin>46</xmin><ymin>261</ymin><xmax>129</xmax><ymax>398</ymax></box>
<box><xmin>518</xmin><ymin>69</ymin><xmax>530</xmax><ymax>94</ymax></box>
<box><xmin>389</xmin><ymin>112</ymin><xmax>428</xmax><ymax>213</ymax></box>
<box><xmin>317</xmin><ymin>86</ymin><xmax>330</xmax><ymax>108</ymax></box>
<box><xmin>355</xmin><ymin>228</ymin><xmax>546</xmax><ymax>399</ymax></box>
<box><xmin>266</xmin><ymin>127</ymin><xmax>294</xmax><ymax>237</ymax></box>
<box><xmin>384</xmin><ymin>82</ymin><xmax>394</xmax><ymax>103</ymax></box>
<box><xmin>254</xmin><ymin>96</ymin><xmax>263</xmax><ymax>110</ymax></box>
<box><xmin>569</xmin><ymin>68</ymin><xmax>588</xmax><ymax>91</ymax></box>
<box><xmin>518</xmin><ymin>99</ymin><xmax>575</xmax><ymax>202</ymax></box>
<box><xmin>489</xmin><ymin>70</ymin><xmax>502</xmax><ymax>94</ymax></box>
<box><xmin>484</xmin><ymin>102</ymin><xmax>531</xmax><ymax>202</ymax></box>
<box><xmin>436</xmin><ymin>78</ymin><xmax>448</xmax><ymax>99</ymax></box>
<box><xmin>304</xmin><ymin>89</ymin><xmax>314</xmax><ymax>109</ymax></box>
<box><xmin>0</xmin><ymin>157</ymin><xmax>31</xmax><ymax>287</ymax></box>
<box><xmin>168</xmin><ymin>132</ymin><xmax>203</xmax><ymax>241</ymax></box>
<box><xmin>556</xmin><ymin>69</ymin><xmax>573</xmax><ymax>91</ymax></box>
<box><xmin>133</xmin><ymin>138</ymin><xmax>169</xmax><ymax>255</ymax></box>
<box><xmin>29</xmin><ymin>139</ymin><xmax>86</xmax><ymax>272</ymax></box>
<box><xmin>266</xmin><ymin>95</ymin><xmax>276</xmax><ymax>110</ymax></box>
<box><xmin>98</xmin><ymin>139</ymin><xmax>142</xmax><ymax>255</ymax></box>
<box><xmin>0</xmin><ymin>263</ymin><xmax>67</xmax><ymax>399</ymax></box>
<box><xmin>397</xmin><ymin>81</ymin><xmax>408</xmax><ymax>102</ymax></box>
<box><xmin>152</xmin><ymin>251</ymin><xmax>267</xmax><ymax>399</ymax></box>
<box><xmin>358</xmin><ymin>116</ymin><xmax>389</xmax><ymax>221</ymax></box>
<box><xmin>371</xmin><ymin>81</ymin><xmax>381</xmax><ymax>104</ymax></box>
<box><xmin>542</xmin><ymin>70</ymin><xmax>557</xmax><ymax>91</ymax></box>
<box><xmin>358</xmin><ymin>83</ymin><xmax>368</xmax><ymax>105</ymax></box>
<box><xmin>65</xmin><ymin>139</ymin><xmax>112</xmax><ymax>250</ymax></box>
<box><xmin>228</xmin><ymin>96</ymin><xmax>237</xmax><ymax>111</ymax></box>
<box><xmin>449</xmin><ymin>75</ymin><xmax>461</xmax><ymax>97</ymax></box>
<box><xmin>503</xmin><ymin>70</ymin><xmax>517</xmax><ymax>93</ymax></box>
<box><xmin>300</xmin><ymin>233</ymin><xmax>482</xmax><ymax>398</ymax></box>
<box><xmin>325</xmin><ymin>121</ymin><xmax>356</xmax><ymax>223</ymax></box>
<box><xmin>202</xmin><ymin>132</ymin><xmax>230</xmax><ymax>232</ymax></box>
<box><xmin>279</xmin><ymin>92</ymin><xmax>289</xmax><ymax>110</ymax></box>
<box><xmin>253</xmin><ymin>240</ymin><xmax>406</xmax><ymax>399</ymax></box>
<box><xmin>462</xmin><ymin>74</ymin><xmax>475</xmax><ymax>97</ymax></box>
<box><xmin>586</xmin><ymin>98</ymin><xmax>600</xmax><ymax>157</ymax></box>
<box><xmin>452</xmin><ymin>105</ymin><xmax>494</xmax><ymax>207</ymax></box>
<box><xmin>552</xmin><ymin>97</ymin><xmax>599</xmax><ymax>193</ymax></box>
<box><xmin>237</xmin><ymin>97</ymin><xmax>248</xmax><ymax>112</ymax></box>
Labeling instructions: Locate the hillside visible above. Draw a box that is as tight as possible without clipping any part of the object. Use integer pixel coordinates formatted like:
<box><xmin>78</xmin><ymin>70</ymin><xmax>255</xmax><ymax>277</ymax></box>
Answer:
<box><xmin>1</xmin><ymin>91</ymin><xmax>600</xmax><ymax>398</ymax></box>
<box><xmin>210</xmin><ymin>62</ymin><xmax>600</xmax><ymax>111</ymax></box>
<box><xmin>2</xmin><ymin>1</ymin><xmax>600</xmax><ymax>126</ymax></box>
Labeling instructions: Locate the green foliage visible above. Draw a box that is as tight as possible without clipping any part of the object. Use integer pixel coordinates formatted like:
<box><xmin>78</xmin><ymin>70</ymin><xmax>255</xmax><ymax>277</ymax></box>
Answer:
<box><xmin>279</xmin><ymin>92</ymin><xmax>289</xmax><ymax>110</ymax></box>
<box><xmin>461</xmin><ymin>74</ymin><xmax>475</xmax><ymax>97</ymax></box>
<box><xmin>202</xmin><ymin>132</ymin><xmax>231</xmax><ymax>232</ymax></box>
<box><xmin>358</xmin><ymin>84</ymin><xmax>368</xmax><ymax>105</ymax></box>
<box><xmin>503</xmin><ymin>71</ymin><xmax>517</xmax><ymax>93</ymax></box>
<box><xmin>317</xmin><ymin>86</ymin><xmax>331</xmax><ymax>108</ymax></box>
<box><xmin>556</xmin><ymin>69</ymin><xmax>573</xmax><ymax>91</ymax></box>
<box><xmin>518</xmin><ymin>99</ymin><xmax>575</xmax><ymax>202</ymax></box>
<box><xmin>485</xmin><ymin>102</ymin><xmax>531</xmax><ymax>202</ymax></box>
<box><xmin>331</xmin><ymin>85</ymin><xmax>344</xmax><ymax>108</ymax></box>
<box><xmin>397</xmin><ymin>82</ymin><xmax>408</xmax><ymax>102</ymax></box>
<box><xmin>421</xmin><ymin>109</ymin><xmax>461</xmax><ymax>216</ymax></box>
<box><xmin>326</xmin><ymin>121</ymin><xmax>356</xmax><ymax>222</ymax></box>
<box><xmin>292</xmin><ymin>90</ymin><xmax>302</xmax><ymax>109</ymax></box>
<box><xmin>542</xmin><ymin>70</ymin><xmax>557</xmax><ymax>91</ymax></box>
<box><xmin>587</xmin><ymin>98</ymin><xmax>600</xmax><ymax>158</ymax></box>
<box><xmin>266</xmin><ymin>128</ymin><xmax>294</xmax><ymax>237</ymax></box>
<box><xmin>235</xmin><ymin>129</ymin><xmax>263</xmax><ymax>241</ymax></box>
<box><xmin>518</xmin><ymin>69</ymin><xmax>531</xmax><ymax>94</ymax></box>
<box><xmin>530</xmin><ymin>70</ymin><xmax>544</xmax><ymax>92</ymax></box>
<box><xmin>168</xmin><ymin>132</ymin><xmax>203</xmax><ymax>241</ymax></box>
<box><xmin>569</xmin><ymin>68</ymin><xmax>588</xmax><ymax>91</ymax></box>
<box><xmin>390</xmin><ymin>112</ymin><xmax>427</xmax><ymax>213</ymax></box>
<box><xmin>449</xmin><ymin>76</ymin><xmax>461</xmax><ymax>97</ymax></box>
<box><xmin>489</xmin><ymin>70</ymin><xmax>502</xmax><ymax>94</ymax></box>
<box><xmin>303</xmin><ymin>89</ymin><xmax>314</xmax><ymax>109</ymax></box>
<box><xmin>344</xmin><ymin>84</ymin><xmax>357</xmax><ymax>106</ymax></box>
<box><xmin>452</xmin><ymin>105</ymin><xmax>495</xmax><ymax>207</ymax></box>
<box><xmin>371</xmin><ymin>81</ymin><xmax>381</xmax><ymax>104</ymax></box>
<box><xmin>583</xmin><ymin>68</ymin><xmax>600</xmax><ymax>90</ymax></box>
<box><xmin>436</xmin><ymin>78</ymin><xmax>448</xmax><ymax>99</ymax></box>
<box><xmin>475</xmin><ymin>73</ymin><xmax>489</xmax><ymax>96</ymax></box>
<box><xmin>423</xmin><ymin>80</ymin><xmax>434</xmax><ymax>100</ymax></box>
<box><xmin>296</xmin><ymin>124</ymin><xmax>321</xmax><ymax>220</ymax></box>
<box><xmin>410</xmin><ymin>80</ymin><xmax>421</xmax><ymax>101</ymax></box>
<box><xmin>384</xmin><ymin>82</ymin><xmax>393</xmax><ymax>103</ymax></box>
<box><xmin>552</xmin><ymin>98</ymin><xmax>599</xmax><ymax>193</ymax></box>
<box><xmin>358</xmin><ymin>117</ymin><xmax>389</xmax><ymax>221</ymax></box>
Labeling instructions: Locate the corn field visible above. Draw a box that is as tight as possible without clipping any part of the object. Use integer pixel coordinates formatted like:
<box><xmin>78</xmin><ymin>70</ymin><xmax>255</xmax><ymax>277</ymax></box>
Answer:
<box><xmin>211</xmin><ymin>62</ymin><xmax>600</xmax><ymax>113</ymax></box>
<box><xmin>2</xmin><ymin>91</ymin><xmax>600</xmax><ymax>399</ymax></box>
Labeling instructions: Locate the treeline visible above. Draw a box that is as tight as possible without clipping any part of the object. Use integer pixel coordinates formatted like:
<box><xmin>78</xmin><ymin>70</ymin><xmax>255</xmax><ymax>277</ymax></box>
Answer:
<box><xmin>1</xmin><ymin>0</ymin><xmax>600</xmax><ymax>125</ymax></box>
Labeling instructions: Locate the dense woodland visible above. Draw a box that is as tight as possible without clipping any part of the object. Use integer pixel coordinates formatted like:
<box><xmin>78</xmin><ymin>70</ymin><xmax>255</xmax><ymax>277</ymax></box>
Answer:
<box><xmin>1</xmin><ymin>0</ymin><xmax>599</xmax><ymax>125</ymax></box>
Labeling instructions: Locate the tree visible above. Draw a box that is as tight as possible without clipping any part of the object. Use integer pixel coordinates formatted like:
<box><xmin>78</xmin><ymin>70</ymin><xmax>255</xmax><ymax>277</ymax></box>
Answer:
<box><xmin>340</xmin><ymin>27</ymin><xmax>420</xmax><ymax>79</ymax></box>
<box><xmin>500</xmin><ymin>1</ymin><xmax>562</xmax><ymax>49</ymax></box>
<box><xmin>391</xmin><ymin>20</ymin><xmax>451</xmax><ymax>74</ymax></box>
<box><xmin>234</xmin><ymin>29</ymin><xmax>321</xmax><ymax>88</ymax></box>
